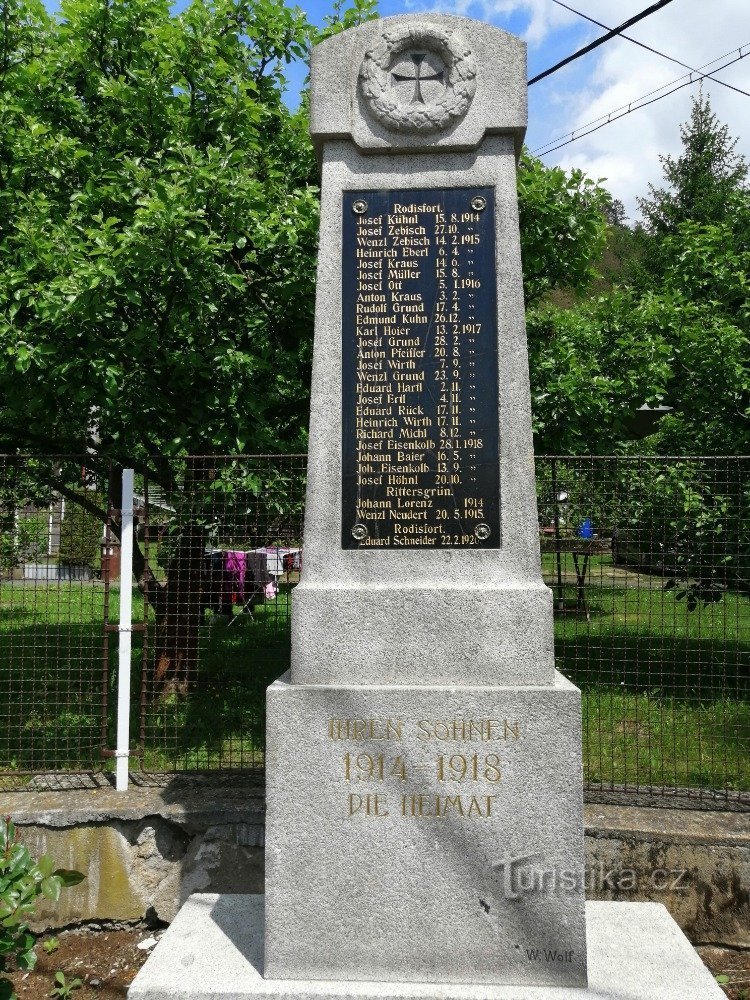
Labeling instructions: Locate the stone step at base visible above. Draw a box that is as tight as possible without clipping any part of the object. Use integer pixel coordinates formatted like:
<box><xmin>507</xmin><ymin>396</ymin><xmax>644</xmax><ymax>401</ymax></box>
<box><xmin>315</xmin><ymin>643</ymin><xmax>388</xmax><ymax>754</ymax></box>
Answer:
<box><xmin>128</xmin><ymin>895</ymin><xmax>724</xmax><ymax>1000</ymax></box>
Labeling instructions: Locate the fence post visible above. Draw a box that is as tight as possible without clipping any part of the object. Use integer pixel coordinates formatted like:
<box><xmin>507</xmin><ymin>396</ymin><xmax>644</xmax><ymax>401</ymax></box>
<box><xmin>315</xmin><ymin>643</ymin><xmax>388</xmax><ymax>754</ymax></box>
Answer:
<box><xmin>115</xmin><ymin>469</ymin><xmax>135</xmax><ymax>792</ymax></box>
<box><xmin>550</xmin><ymin>457</ymin><xmax>564</xmax><ymax>611</ymax></box>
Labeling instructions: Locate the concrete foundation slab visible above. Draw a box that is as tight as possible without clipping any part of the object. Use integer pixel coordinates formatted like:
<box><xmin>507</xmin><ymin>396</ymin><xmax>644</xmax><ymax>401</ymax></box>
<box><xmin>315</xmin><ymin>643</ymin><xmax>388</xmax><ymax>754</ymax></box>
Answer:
<box><xmin>128</xmin><ymin>894</ymin><xmax>725</xmax><ymax>999</ymax></box>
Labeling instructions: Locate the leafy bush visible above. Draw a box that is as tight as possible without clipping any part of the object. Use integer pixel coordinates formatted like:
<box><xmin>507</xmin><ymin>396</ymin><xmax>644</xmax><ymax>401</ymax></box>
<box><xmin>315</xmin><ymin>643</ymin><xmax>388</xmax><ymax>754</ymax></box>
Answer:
<box><xmin>0</xmin><ymin>817</ymin><xmax>84</xmax><ymax>1000</ymax></box>
<box><xmin>58</xmin><ymin>495</ymin><xmax>103</xmax><ymax>567</ymax></box>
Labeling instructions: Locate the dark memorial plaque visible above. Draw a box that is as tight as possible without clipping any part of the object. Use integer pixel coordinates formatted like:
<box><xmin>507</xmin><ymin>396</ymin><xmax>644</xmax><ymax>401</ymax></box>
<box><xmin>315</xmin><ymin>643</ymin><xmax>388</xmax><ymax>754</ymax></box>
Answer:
<box><xmin>341</xmin><ymin>187</ymin><xmax>500</xmax><ymax>549</ymax></box>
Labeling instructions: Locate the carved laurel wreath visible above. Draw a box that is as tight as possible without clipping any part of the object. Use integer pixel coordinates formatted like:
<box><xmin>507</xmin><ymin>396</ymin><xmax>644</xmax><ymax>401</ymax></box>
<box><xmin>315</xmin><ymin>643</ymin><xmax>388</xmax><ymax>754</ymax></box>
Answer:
<box><xmin>359</xmin><ymin>25</ymin><xmax>477</xmax><ymax>135</ymax></box>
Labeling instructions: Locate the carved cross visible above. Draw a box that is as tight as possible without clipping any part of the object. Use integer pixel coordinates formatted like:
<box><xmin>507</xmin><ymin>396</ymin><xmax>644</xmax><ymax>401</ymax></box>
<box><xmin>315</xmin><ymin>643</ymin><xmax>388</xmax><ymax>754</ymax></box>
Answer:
<box><xmin>392</xmin><ymin>53</ymin><xmax>444</xmax><ymax>104</ymax></box>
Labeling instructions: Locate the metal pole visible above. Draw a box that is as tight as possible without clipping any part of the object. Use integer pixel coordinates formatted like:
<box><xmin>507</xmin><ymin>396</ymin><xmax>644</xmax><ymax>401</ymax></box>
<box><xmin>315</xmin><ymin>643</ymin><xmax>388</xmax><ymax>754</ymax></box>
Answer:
<box><xmin>115</xmin><ymin>469</ymin><xmax>135</xmax><ymax>792</ymax></box>
<box><xmin>551</xmin><ymin>458</ymin><xmax>564</xmax><ymax>611</ymax></box>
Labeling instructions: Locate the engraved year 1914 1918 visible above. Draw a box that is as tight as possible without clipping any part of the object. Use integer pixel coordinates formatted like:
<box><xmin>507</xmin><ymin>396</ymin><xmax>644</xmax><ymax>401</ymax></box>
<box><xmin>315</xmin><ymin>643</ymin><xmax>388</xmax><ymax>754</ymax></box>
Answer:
<box><xmin>341</xmin><ymin>187</ymin><xmax>500</xmax><ymax>549</ymax></box>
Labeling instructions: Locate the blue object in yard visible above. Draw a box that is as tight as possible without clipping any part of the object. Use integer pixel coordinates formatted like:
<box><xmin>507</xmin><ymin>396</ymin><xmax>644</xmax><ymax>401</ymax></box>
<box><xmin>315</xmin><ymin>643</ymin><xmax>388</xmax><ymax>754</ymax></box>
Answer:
<box><xmin>578</xmin><ymin>518</ymin><xmax>593</xmax><ymax>539</ymax></box>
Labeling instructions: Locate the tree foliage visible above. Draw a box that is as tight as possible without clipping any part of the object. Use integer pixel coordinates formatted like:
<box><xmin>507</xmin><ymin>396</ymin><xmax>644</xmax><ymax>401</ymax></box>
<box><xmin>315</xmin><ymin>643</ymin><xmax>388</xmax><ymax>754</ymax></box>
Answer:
<box><xmin>0</xmin><ymin>0</ymin><xmax>380</xmax><ymax>685</ymax></box>
<box><xmin>638</xmin><ymin>91</ymin><xmax>748</xmax><ymax>236</ymax></box>
<box><xmin>0</xmin><ymin>0</ymin><xmax>610</xmax><ymax>471</ymax></box>
<box><xmin>0</xmin><ymin>0</ymin><xmax>333</xmax><ymax>465</ymax></box>
<box><xmin>517</xmin><ymin>151</ymin><xmax>609</xmax><ymax>306</ymax></box>
<box><xmin>527</xmin><ymin>292</ymin><xmax>672</xmax><ymax>454</ymax></box>
<box><xmin>638</xmin><ymin>96</ymin><xmax>750</xmax><ymax>455</ymax></box>
<box><xmin>58</xmin><ymin>491</ymin><xmax>103</xmax><ymax>565</ymax></box>
<box><xmin>531</xmin><ymin>93</ymin><xmax>750</xmax><ymax>457</ymax></box>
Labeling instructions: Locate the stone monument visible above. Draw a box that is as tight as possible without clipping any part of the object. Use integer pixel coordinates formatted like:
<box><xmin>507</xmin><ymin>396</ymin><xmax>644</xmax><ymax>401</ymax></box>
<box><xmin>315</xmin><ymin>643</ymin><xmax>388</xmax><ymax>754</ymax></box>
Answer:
<box><xmin>130</xmin><ymin>14</ymin><xmax>726</xmax><ymax>1000</ymax></box>
<box><xmin>265</xmin><ymin>16</ymin><xmax>588</xmax><ymax>987</ymax></box>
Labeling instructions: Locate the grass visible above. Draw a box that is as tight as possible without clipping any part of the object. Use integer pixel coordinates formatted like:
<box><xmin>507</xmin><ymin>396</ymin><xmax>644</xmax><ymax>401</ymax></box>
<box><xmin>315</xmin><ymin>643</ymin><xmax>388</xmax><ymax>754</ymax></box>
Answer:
<box><xmin>543</xmin><ymin>553</ymin><xmax>750</xmax><ymax>792</ymax></box>
<box><xmin>0</xmin><ymin>582</ymin><xmax>291</xmax><ymax>778</ymax></box>
<box><xmin>0</xmin><ymin>556</ymin><xmax>748</xmax><ymax>791</ymax></box>
<box><xmin>138</xmin><ymin>603</ymin><xmax>291</xmax><ymax>773</ymax></box>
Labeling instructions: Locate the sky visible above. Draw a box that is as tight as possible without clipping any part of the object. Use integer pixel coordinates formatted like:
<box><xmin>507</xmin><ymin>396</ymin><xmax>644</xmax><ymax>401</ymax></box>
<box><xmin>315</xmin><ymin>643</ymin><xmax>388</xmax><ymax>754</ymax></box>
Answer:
<box><xmin>292</xmin><ymin>0</ymin><xmax>750</xmax><ymax>221</ymax></box>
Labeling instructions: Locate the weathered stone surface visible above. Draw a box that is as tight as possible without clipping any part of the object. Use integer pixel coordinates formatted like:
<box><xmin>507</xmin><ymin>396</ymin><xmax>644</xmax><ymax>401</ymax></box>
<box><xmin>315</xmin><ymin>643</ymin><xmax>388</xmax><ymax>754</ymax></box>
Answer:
<box><xmin>265</xmin><ymin>674</ymin><xmax>587</xmax><ymax>987</ymax></box>
<box><xmin>359</xmin><ymin>24</ymin><xmax>477</xmax><ymax>136</ymax></box>
<box><xmin>585</xmin><ymin>803</ymin><xmax>750</xmax><ymax>948</ymax></box>
<box><xmin>309</xmin><ymin>14</ymin><xmax>526</xmax><ymax>158</ymax></box>
<box><xmin>5</xmin><ymin>787</ymin><xmax>747</xmax><ymax>946</ymax></box>
<box><xmin>20</xmin><ymin>818</ymin><xmax>264</xmax><ymax>928</ymax></box>
<box><xmin>6</xmin><ymin>779</ymin><xmax>264</xmax><ymax>928</ymax></box>
<box><xmin>4</xmin><ymin>774</ymin><xmax>264</xmax><ymax>829</ymax></box>
<box><xmin>292</xmin><ymin>132</ymin><xmax>554</xmax><ymax>688</ymax></box>
<box><xmin>128</xmin><ymin>895</ymin><xmax>727</xmax><ymax>999</ymax></box>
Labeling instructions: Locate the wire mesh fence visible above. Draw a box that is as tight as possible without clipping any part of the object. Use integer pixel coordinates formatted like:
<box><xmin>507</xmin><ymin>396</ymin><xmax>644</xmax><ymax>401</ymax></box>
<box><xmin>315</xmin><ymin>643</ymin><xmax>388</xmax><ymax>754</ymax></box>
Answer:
<box><xmin>0</xmin><ymin>456</ymin><xmax>114</xmax><ymax>788</ymax></box>
<box><xmin>0</xmin><ymin>453</ymin><xmax>747</xmax><ymax>809</ymax></box>
<box><xmin>537</xmin><ymin>456</ymin><xmax>749</xmax><ymax>807</ymax></box>
<box><xmin>136</xmin><ymin>455</ymin><xmax>306</xmax><ymax>775</ymax></box>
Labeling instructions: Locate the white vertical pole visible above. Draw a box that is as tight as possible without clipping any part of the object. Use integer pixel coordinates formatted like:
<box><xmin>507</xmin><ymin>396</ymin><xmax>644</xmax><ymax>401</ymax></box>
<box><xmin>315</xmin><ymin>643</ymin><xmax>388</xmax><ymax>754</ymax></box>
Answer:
<box><xmin>115</xmin><ymin>469</ymin><xmax>135</xmax><ymax>792</ymax></box>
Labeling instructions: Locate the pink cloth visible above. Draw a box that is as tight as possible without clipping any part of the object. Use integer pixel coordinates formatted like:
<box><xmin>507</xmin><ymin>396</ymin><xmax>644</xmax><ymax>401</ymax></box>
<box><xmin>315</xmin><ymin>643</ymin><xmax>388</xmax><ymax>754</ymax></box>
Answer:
<box><xmin>223</xmin><ymin>550</ymin><xmax>247</xmax><ymax>604</ymax></box>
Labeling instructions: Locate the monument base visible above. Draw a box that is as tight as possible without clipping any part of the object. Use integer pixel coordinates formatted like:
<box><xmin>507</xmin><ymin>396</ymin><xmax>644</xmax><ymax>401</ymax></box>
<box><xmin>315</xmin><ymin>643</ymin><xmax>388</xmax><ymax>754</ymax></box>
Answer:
<box><xmin>128</xmin><ymin>894</ymin><xmax>724</xmax><ymax>1000</ymax></box>
<box><xmin>265</xmin><ymin>674</ymin><xmax>588</xmax><ymax>986</ymax></box>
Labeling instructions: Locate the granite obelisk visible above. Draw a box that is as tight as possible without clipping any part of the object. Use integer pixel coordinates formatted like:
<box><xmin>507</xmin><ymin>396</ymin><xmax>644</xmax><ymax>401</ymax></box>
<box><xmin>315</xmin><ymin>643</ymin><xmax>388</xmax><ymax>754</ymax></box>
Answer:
<box><xmin>265</xmin><ymin>15</ymin><xmax>588</xmax><ymax>988</ymax></box>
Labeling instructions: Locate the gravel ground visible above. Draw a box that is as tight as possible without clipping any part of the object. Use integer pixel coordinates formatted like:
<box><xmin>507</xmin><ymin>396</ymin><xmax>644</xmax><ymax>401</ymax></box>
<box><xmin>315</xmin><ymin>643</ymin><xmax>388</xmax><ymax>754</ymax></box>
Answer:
<box><xmin>697</xmin><ymin>946</ymin><xmax>750</xmax><ymax>1000</ymax></box>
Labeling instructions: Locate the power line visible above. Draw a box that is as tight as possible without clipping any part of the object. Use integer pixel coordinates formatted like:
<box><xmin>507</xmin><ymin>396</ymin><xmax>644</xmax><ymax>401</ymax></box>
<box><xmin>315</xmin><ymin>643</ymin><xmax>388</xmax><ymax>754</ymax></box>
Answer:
<box><xmin>533</xmin><ymin>43</ymin><xmax>746</xmax><ymax>154</ymax></box>
<box><xmin>549</xmin><ymin>0</ymin><xmax>750</xmax><ymax>98</ymax></box>
<box><xmin>532</xmin><ymin>46</ymin><xmax>749</xmax><ymax>157</ymax></box>
<box><xmin>529</xmin><ymin>0</ymin><xmax>677</xmax><ymax>85</ymax></box>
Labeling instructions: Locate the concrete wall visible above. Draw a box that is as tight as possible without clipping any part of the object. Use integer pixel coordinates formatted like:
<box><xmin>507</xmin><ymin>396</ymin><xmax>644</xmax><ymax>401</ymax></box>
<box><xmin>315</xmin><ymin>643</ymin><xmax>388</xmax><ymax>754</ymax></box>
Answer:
<box><xmin>4</xmin><ymin>778</ymin><xmax>748</xmax><ymax>947</ymax></box>
<box><xmin>4</xmin><ymin>778</ymin><xmax>265</xmax><ymax>928</ymax></box>
<box><xmin>585</xmin><ymin>803</ymin><xmax>750</xmax><ymax>948</ymax></box>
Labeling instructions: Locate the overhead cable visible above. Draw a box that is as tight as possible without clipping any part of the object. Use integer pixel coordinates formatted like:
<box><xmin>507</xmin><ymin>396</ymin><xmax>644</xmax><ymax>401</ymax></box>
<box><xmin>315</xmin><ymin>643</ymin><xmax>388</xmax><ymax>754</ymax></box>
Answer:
<box><xmin>549</xmin><ymin>0</ymin><xmax>750</xmax><ymax>98</ymax></box>
<box><xmin>532</xmin><ymin>45</ymin><xmax>749</xmax><ymax>156</ymax></box>
<box><xmin>528</xmin><ymin>0</ymin><xmax>677</xmax><ymax>85</ymax></box>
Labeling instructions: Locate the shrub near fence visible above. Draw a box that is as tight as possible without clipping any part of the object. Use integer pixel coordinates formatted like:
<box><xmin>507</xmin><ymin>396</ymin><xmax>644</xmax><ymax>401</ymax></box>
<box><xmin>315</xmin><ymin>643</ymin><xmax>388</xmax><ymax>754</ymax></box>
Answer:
<box><xmin>0</xmin><ymin>454</ymin><xmax>747</xmax><ymax>808</ymax></box>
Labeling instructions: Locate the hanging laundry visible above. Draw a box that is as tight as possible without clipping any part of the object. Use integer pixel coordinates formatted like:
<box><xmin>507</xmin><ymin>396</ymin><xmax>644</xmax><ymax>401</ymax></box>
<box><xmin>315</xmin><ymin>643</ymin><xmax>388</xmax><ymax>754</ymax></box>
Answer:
<box><xmin>252</xmin><ymin>546</ymin><xmax>302</xmax><ymax>578</ymax></box>
<box><xmin>223</xmin><ymin>550</ymin><xmax>247</xmax><ymax>609</ymax></box>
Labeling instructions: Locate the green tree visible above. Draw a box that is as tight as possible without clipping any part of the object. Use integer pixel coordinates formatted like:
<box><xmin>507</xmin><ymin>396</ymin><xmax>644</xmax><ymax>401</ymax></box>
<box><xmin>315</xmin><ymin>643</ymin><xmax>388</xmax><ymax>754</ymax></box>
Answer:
<box><xmin>517</xmin><ymin>151</ymin><xmax>610</xmax><ymax>305</ymax></box>
<box><xmin>0</xmin><ymin>0</ymin><xmax>368</xmax><ymax>682</ymax></box>
<box><xmin>637</xmin><ymin>94</ymin><xmax>750</xmax><ymax>454</ymax></box>
<box><xmin>638</xmin><ymin>91</ymin><xmax>748</xmax><ymax>236</ymax></box>
<box><xmin>527</xmin><ymin>292</ymin><xmax>672</xmax><ymax>454</ymax></box>
<box><xmin>532</xmin><ymin>94</ymin><xmax>750</xmax><ymax>457</ymax></box>
<box><xmin>0</xmin><ymin>2</ymin><xmax>609</xmax><ymax>466</ymax></box>
<box><xmin>0</xmin><ymin>0</ymin><xmax>326</xmax><ymax>467</ymax></box>
<box><xmin>0</xmin><ymin>0</ymin><xmax>611</xmax><ymax>682</ymax></box>
<box><xmin>645</xmin><ymin>206</ymin><xmax>750</xmax><ymax>455</ymax></box>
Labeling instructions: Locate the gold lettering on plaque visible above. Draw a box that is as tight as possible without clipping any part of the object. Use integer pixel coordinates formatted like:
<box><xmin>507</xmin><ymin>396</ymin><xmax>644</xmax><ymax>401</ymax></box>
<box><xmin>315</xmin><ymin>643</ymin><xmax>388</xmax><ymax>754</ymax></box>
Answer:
<box><xmin>348</xmin><ymin>793</ymin><xmax>390</xmax><ymax>817</ymax></box>
<box><xmin>345</xmin><ymin>189</ymin><xmax>497</xmax><ymax>550</ymax></box>
<box><xmin>398</xmin><ymin>793</ymin><xmax>498</xmax><ymax>819</ymax></box>
<box><xmin>415</xmin><ymin>719</ymin><xmax>520</xmax><ymax>742</ymax></box>
<box><xmin>328</xmin><ymin>718</ymin><xmax>404</xmax><ymax>740</ymax></box>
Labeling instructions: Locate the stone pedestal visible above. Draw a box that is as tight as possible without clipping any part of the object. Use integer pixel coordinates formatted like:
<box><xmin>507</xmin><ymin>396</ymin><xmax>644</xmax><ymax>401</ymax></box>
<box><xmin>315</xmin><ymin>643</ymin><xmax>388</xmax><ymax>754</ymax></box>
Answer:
<box><xmin>264</xmin><ymin>15</ymin><xmax>589</xmax><ymax>988</ymax></box>
<box><xmin>265</xmin><ymin>674</ymin><xmax>586</xmax><ymax>987</ymax></box>
<box><xmin>292</xmin><ymin>18</ymin><xmax>554</xmax><ymax>689</ymax></box>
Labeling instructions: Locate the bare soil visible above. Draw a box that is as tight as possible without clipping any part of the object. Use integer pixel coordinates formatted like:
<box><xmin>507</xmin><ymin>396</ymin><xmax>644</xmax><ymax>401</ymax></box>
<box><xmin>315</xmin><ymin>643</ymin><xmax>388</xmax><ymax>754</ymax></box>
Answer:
<box><xmin>697</xmin><ymin>945</ymin><xmax>750</xmax><ymax>1000</ymax></box>
<box><xmin>4</xmin><ymin>927</ymin><xmax>158</xmax><ymax>999</ymax></box>
<box><xmin>3</xmin><ymin>927</ymin><xmax>747</xmax><ymax>999</ymax></box>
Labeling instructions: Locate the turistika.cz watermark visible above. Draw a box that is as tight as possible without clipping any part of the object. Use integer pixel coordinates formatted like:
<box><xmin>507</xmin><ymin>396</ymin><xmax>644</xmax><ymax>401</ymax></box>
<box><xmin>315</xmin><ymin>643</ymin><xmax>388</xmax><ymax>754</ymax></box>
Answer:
<box><xmin>491</xmin><ymin>852</ymin><xmax>691</xmax><ymax>900</ymax></box>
